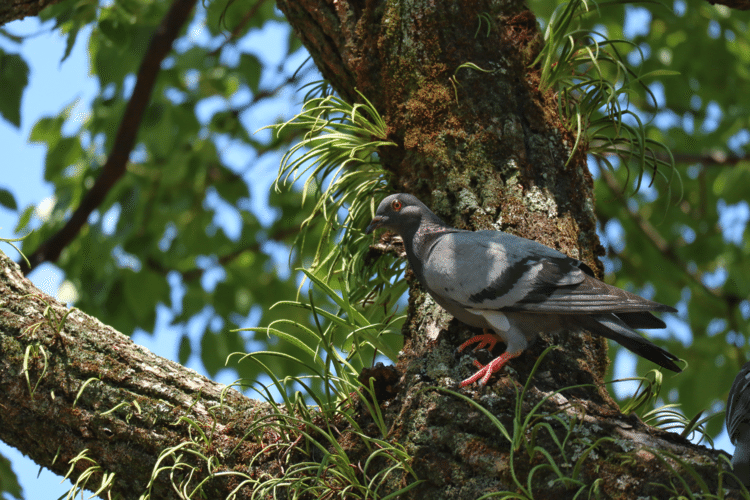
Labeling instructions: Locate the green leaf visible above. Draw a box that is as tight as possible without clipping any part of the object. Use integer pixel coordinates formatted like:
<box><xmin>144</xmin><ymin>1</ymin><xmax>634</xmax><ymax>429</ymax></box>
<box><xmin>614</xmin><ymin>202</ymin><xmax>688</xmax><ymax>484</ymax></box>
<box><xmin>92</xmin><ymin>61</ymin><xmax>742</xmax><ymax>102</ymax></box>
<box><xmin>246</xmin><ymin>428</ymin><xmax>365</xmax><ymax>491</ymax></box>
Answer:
<box><xmin>0</xmin><ymin>28</ymin><xmax>23</xmax><ymax>44</ymax></box>
<box><xmin>178</xmin><ymin>334</ymin><xmax>191</xmax><ymax>365</ymax></box>
<box><xmin>0</xmin><ymin>50</ymin><xmax>29</xmax><ymax>127</ymax></box>
<box><xmin>122</xmin><ymin>270</ymin><xmax>169</xmax><ymax>324</ymax></box>
<box><xmin>13</xmin><ymin>207</ymin><xmax>34</xmax><ymax>238</ymax></box>
<box><xmin>0</xmin><ymin>453</ymin><xmax>22</xmax><ymax>500</ymax></box>
<box><xmin>0</xmin><ymin>188</ymin><xmax>17</xmax><ymax>211</ymax></box>
<box><xmin>44</xmin><ymin>137</ymin><xmax>84</xmax><ymax>181</ymax></box>
<box><xmin>239</xmin><ymin>53</ymin><xmax>262</xmax><ymax>93</ymax></box>
<box><xmin>99</xmin><ymin>18</ymin><xmax>129</xmax><ymax>47</ymax></box>
<box><xmin>200</xmin><ymin>329</ymin><xmax>244</xmax><ymax>376</ymax></box>
<box><xmin>713</xmin><ymin>162</ymin><xmax>750</xmax><ymax>205</ymax></box>
<box><xmin>29</xmin><ymin>115</ymin><xmax>65</xmax><ymax>146</ymax></box>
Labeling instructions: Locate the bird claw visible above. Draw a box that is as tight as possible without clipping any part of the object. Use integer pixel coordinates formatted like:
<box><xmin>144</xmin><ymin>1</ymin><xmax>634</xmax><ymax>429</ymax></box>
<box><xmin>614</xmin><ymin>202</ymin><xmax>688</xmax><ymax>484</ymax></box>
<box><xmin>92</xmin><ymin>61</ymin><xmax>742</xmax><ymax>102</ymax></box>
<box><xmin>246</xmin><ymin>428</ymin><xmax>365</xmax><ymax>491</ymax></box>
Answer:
<box><xmin>459</xmin><ymin>350</ymin><xmax>522</xmax><ymax>387</ymax></box>
<box><xmin>458</xmin><ymin>331</ymin><xmax>503</xmax><ymax>353</ymax></box>
<box><xmin>459</xmin><ymin>364</ymin><xmax>491</xmax><ymax>387</ymax></box>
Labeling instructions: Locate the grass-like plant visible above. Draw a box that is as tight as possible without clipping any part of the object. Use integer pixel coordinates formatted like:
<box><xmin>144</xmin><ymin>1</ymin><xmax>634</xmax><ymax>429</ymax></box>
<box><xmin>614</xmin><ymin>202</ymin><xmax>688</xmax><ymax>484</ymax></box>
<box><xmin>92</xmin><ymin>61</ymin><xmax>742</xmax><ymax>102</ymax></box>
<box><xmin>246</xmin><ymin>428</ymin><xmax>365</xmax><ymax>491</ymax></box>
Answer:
<box><xmin>612</xmin><ymin>369</ymin><xmax>720</xmax><ymax>446</ymax></box>
<box><xmin>239</xmin><ymin>266</ymin><xmax>406</xmax><ymax>406</ymax></box>
<box><xmin>139</xmin><ymin>88</ymin><xmax>420</xmax><ymax>498</ymax></box>
<box><xmin>429</xmin><ymin>347</ymin><xmax>609</xmax><ymax>499</ymax></box>
<box><xmin>261</xmin><ymin>88</ymin><xmax>397</xmax><ymax>285</ymax></box>
<box><xmin>133</xmin><ymin>268</ymin><xmax>416</xmax><ymax>498</ymax></box>
<box><xmin>0</xmin><ymin>233</ymin><xmax>30</xmax><ymax>268</ymax></box>
<box><xmin>646</xmin><ymin>447</ymin><xmax>750</xmax><ymax>499</ymax></box>
<box><xmin>534</xmin><ymin>0</ymin><xmax>679</xmax><ymax>195</ymax></box>
<box><xmin>227</xmin><ymin>268</ymin><xmax>419</xmax><ymax>498</ymax></box>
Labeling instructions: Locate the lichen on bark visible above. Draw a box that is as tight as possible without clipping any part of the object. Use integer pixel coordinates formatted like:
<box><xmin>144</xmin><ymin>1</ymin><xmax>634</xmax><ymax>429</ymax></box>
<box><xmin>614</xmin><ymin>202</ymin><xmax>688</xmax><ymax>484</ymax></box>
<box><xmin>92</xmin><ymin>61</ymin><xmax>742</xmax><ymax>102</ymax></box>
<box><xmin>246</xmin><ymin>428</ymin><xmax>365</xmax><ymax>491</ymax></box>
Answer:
<box><xmin>276</xmin><ymin>0</ymin><xmax>736</xmax><ymax>497</ymax></box>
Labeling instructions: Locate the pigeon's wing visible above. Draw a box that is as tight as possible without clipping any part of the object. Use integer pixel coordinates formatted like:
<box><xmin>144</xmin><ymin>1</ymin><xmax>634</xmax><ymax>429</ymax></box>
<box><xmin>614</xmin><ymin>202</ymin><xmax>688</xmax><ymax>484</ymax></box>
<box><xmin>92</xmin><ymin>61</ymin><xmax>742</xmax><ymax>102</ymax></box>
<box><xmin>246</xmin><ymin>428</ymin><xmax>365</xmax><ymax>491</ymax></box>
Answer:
<box><xmin>420</xmin><ymin>231</ymin><xmax>551</xmax><ymax>311</ymax></box>
<box><xmin>505</xmin><ymin>259</ymin><xmax>676</xmax><ymax>314</ymax></box>
<box><xmin>727</xmin><ymin>363</ymin><xmax>750</xmax><ymax>443</ymax></box>
<box><xmin>422</xmin><ymin>231</ymin><xmax>675</xmax><ymax>314</ymax></box>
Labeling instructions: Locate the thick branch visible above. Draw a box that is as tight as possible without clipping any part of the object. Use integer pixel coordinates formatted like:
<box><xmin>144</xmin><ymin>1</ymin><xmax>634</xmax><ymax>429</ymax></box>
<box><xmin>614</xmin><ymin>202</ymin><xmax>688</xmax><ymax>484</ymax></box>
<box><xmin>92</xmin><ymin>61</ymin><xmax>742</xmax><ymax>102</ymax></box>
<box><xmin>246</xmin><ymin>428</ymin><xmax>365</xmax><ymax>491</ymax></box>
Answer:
<box><xmin>19</xmin><ymin>0</ymin><xmax>198</xmax><ymax>274</ymax></box>
<box><xmin>0</xmin><ymin>0</ymin><xmax>62</xmax><ymax>26</ymax></box>
<box><xmin>0</xmin><ymin>250</ymin><xmax>281</xmax><ymax>498</ymax></box>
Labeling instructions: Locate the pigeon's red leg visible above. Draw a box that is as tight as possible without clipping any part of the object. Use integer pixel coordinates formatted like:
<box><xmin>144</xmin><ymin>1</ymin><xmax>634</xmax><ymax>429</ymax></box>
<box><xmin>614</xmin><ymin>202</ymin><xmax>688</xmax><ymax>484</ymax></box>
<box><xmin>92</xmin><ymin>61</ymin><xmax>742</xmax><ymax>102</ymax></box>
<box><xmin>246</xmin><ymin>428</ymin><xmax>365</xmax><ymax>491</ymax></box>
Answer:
<box><xmin>459</xmin><ymin>350</ymin><xmax>522</xmax><ymax>387</ymax></box>
<box><xmin>458</xmin><ymin>329</ymin><xmax>503</xmax><ymax>352</ymax></box>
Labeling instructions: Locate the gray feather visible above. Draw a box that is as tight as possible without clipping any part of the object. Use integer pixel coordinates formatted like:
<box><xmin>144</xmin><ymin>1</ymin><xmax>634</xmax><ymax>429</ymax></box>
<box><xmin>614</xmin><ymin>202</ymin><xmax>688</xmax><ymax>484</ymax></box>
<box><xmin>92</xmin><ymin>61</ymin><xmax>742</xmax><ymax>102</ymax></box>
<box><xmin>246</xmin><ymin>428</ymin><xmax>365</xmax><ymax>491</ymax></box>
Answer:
<box><xmin>569</xmin><ymin>314</ymin><xmax>680</xmax><ymax>372</ymax></box>
<box><xmin>727</xmin><ymin>363</ymin><xmax>750</xmax><ymax>444</ymax></box>
<box><xmin>366</xmin><ymin>193</ymin><xmax>682</xmax><ymax>379</ymax></box>
<box><xmin>727</xmin><ymin>362</ymin><xmax>750</xmax><ymax>486</ymax></box>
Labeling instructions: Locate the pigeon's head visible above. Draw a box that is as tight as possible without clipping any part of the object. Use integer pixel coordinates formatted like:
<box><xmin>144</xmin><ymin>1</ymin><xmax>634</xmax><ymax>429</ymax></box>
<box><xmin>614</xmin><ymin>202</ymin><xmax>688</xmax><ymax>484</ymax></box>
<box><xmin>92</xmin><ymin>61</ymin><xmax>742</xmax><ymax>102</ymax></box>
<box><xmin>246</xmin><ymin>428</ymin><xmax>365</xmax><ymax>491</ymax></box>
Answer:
<box><xmin>365</xmin><ymin>193</ymin><xmax>435</xmax><ymax>235</ymax></box>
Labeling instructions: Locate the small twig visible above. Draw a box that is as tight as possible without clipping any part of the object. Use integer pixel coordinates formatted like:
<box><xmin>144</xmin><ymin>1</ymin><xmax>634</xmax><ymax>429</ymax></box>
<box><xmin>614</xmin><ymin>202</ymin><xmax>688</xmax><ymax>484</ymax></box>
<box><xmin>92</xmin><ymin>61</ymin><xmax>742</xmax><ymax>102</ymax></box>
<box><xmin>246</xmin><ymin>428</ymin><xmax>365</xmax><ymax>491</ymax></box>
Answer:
<box><xmin>210</xmin><ymin>0</ymin><xmax>268</xmax><ymax>56</ymax></box>
<box><xmin>595</xmin><ymin>146</ymin><xmax>750</xmax><ymax>169</ymax></box>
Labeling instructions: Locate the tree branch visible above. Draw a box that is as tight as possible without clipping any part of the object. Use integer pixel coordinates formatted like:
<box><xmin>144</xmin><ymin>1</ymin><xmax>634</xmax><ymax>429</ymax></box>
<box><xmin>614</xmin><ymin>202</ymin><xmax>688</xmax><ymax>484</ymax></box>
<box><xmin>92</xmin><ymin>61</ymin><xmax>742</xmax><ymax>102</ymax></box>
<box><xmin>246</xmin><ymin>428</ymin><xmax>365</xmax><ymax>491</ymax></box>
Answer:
<box><xmin>0</xmin><ymin>247</ymin><xmax>735</xmax><ymax>498</ymax></box>
<box><xmin>705</xmin><ymin>0</ymin><xmax>750</xmax><ymax>10</ymax></box>
<box><xmin>19</xmin><ymin>0</ymin><xmax>198</xmax><ymax>275</ymax></box>
<box><xmin>0</xmin><ymin>250</ymin><xmax>282</xmax><ymax>498</ymax></box>
<box><xmin>669</xmin><ymin>150</ymin><xmax>750</xmax><ymax>167</ymax></box>
<box><xmin>209</xmin><ymin>0</ymin><xmax>268</xmax><ymax>56</ymax></box>
<box><xmin>595</xmin><ymin>147</ymin><xmax>750</xmax><ymax>169</ymax></box>
<box><xmin>0</xmin><ymin>0</ymin><xmax>63</xmax><ymax>26</ymax></box>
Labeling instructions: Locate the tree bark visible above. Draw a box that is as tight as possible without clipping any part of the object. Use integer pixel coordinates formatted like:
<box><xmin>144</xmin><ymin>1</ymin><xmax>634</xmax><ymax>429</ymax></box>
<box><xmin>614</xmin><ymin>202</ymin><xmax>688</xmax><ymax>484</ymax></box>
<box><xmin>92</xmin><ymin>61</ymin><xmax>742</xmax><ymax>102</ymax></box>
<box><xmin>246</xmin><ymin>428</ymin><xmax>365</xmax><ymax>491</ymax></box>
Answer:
<box><xmin>0</xmin><ymin>251</ymin><xmax>287</xmax><ymax>499</ymax></box>
<box><xmin>275</xmin><ymin>0</ymin><xmax>739</xmax><ymax>497</ymax></box>
<box><xmin>0</xmin><ymin>0</ymin><xmax>62</xmax><ymax>26</ymax></box>
<box><xmin>705</xmin><ymin>0</ymin><xmax>750</xmax><ymax>10</ymax></box>
<box><xmin>279</xmin><ymin>0</ymin><xmax>608</xmax><ymax>393</ymax></box>
<box><xmin>0</xmin><ymin>0</ymin><xmax>743</xmax><ymax>498</ymax></box>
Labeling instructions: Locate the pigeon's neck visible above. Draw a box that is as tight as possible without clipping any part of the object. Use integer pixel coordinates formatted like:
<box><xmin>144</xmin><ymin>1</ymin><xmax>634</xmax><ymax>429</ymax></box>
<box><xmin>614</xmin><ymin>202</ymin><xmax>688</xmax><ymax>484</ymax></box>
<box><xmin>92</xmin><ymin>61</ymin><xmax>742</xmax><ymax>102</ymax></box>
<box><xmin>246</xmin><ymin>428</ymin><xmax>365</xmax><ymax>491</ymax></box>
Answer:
<box><xmin>404</xmin><ymin>219</ymin><xmax>455</xmax><ymax>282</ymax></box>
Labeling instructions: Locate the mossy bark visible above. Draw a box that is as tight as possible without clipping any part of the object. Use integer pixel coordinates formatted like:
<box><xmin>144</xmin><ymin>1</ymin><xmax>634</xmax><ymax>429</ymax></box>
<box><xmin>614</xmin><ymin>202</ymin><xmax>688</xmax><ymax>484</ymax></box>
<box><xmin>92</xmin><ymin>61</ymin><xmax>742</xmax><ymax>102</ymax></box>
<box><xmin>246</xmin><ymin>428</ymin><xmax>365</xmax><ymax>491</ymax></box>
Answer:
<box><xmin>0</xmin><ymin>251</ymin><xmax>284</xmax><ymax>499</ymax></box>
<box><xmin>276</xmin><ymin>0</ymin><xmax>739</xmax><ymax>497</ymax></box>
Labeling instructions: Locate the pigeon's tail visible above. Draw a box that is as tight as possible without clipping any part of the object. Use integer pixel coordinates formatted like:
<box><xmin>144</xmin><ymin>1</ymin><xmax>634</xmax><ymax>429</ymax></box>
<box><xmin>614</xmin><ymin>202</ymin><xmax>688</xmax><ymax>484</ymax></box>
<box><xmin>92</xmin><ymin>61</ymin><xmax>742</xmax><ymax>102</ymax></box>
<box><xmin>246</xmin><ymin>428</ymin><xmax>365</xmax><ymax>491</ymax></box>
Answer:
<box><xmin>615</xmin><ymin>311</ymin><xmax>666</xmax><ymax>329</ymax></box>
<box><xmin>572</xmin><ymin>314</ymin><xmax>682</xmax><ymax>373</ymax></box>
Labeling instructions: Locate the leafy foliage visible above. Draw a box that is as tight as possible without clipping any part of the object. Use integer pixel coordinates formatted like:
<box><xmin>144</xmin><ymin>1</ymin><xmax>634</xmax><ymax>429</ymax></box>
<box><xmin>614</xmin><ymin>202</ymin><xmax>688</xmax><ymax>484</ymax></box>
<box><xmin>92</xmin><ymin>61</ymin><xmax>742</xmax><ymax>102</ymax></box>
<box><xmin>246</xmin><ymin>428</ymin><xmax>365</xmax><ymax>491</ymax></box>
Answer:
<box><xmin>11</xmin><ymin>0</ymin><xmax>322</xmax><ymax>389</ymax></box>
<box><xmin>134</xmin><ymin>270</ymin><xmax>415</xmax><ymax>499</ymax></box>
<box><xmin>265</xmin><ymin>89</ymin><xmax>402</xmax><ymax>301</ymax></box>
<box><xmin>0</xmin><ymin>453</ymin><xmax>22</xmax><ymax>500</ymax></box>
<box><xmin>533</xmin><ymin>0</ymin><xmax>750</xmax><ymax>441</ymax></box>
<box><xmin>0</xmin><ymin>48</ymin><xmax>29</xmax><ymax>127</ymax></box>
<box><xmin>535</xmin><ymin>0</ymin><xmax>677</xmax><ymax>189</ymax></box>
<box><xmin>434</xmin><ymin>348</ymin><xmax>607</xmax><ymax>499</ymax></box>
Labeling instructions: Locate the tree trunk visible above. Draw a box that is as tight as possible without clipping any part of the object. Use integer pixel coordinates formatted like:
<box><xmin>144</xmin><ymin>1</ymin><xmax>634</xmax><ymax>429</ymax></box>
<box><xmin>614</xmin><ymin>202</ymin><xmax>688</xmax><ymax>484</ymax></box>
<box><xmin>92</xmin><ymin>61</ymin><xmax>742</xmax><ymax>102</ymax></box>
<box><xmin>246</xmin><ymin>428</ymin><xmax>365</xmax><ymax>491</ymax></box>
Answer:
<box><xmin>275</xmin><ymin>0</ymin><xmax>737</xmax><ymax>497</ymax></box>
<box><xmin>0</xmin><ymin>0</ymin><xmax>741</xmax><ymax>498</ymax></box>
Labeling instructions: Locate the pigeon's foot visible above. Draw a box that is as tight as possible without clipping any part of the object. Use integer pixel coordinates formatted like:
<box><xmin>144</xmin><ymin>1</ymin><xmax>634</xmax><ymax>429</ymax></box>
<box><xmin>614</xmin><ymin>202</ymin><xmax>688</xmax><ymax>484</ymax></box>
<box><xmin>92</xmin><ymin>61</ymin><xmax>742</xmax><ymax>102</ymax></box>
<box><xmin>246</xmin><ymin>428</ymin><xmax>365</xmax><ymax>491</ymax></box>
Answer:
<box><xmin>459</xmin><ymin>350</ymin><xmax>522</xmax><ymax>387</ymax></box>
<box><xmin>458</xmin><ymin>330</ymin><xmax>503</xmax><ymax>353</ymax></box>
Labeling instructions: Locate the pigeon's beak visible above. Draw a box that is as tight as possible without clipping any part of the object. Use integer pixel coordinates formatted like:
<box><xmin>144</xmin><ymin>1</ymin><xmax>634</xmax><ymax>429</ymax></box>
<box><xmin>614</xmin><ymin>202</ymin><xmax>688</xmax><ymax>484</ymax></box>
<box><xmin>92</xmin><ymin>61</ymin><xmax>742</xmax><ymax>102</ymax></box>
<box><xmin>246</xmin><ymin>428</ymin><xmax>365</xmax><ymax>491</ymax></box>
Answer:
<box><xmin>365</xmin><ymin>216</ymin><xmax>386</xmax><ymax>234</ymax></box>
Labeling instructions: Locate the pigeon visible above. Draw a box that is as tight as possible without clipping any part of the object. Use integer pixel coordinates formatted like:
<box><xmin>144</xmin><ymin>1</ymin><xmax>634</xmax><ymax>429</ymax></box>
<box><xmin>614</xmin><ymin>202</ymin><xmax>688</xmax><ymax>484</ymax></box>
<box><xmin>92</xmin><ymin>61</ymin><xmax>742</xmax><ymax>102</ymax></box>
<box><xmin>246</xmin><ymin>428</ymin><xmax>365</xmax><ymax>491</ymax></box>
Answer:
<box><xmin>726</xmin><ymin>362</ymin><xmax>750</xmax><ymax>487</ymax></box>
<box><xmin>365</xmin><ymin>193</ymin><xmax>682</xmax><ymax>387</ymax></box>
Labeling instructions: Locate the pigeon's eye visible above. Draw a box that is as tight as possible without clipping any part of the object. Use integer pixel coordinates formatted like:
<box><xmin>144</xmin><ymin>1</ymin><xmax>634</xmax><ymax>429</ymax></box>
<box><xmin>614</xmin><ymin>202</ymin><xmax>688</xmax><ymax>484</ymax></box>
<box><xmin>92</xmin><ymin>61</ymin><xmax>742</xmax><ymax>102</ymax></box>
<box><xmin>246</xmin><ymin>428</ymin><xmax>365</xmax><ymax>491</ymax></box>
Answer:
<box><xmin>391</xmin><ymin>200</ymin><xmax>403</xmax><ymax>211</ymax></box>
